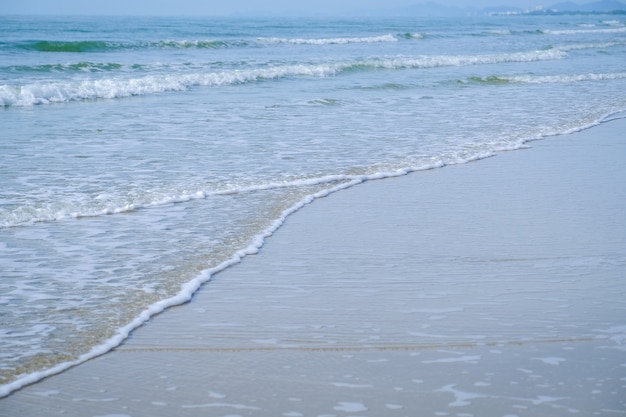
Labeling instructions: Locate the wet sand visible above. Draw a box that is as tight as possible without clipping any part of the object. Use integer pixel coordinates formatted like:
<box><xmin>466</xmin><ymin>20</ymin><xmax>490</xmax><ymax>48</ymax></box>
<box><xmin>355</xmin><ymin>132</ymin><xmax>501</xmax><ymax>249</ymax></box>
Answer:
<box><xmin>2</xmin><ymin>117</ymin><xmax>625</xmax><ymax>416</ymax></box>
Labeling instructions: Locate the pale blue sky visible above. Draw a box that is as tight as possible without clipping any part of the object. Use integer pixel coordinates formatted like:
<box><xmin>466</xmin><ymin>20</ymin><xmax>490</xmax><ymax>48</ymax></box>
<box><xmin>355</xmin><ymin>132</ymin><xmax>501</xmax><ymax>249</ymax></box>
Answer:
<box><xmin>1</xmin><ymin>0</ymin><xmax>550</xmax><ymax>16</ymax></box>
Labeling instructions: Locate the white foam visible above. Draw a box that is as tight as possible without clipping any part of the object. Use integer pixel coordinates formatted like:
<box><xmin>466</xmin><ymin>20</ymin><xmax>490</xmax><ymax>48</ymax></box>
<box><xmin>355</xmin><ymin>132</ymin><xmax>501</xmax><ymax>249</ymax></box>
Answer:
<box><xmin>596</xmin><ymin>325</ymin><xmax>626</xmax><ymax>349</ymax></box>
<box><xmin>1</xmin><ymin>160</ymin><xmax>447</xmax><ymax>229</ymax></box>
<box><xmin>208</xmin><ymin>390</ymin><xmax>226</xmax><ymax>398</ymax></box>
<box><xmin>0</xmin><ymin>175</ymin><xmax>363</xmax><ymax>397</ymax></box>
<box><xmin>332</xmin><ymin>382</ymin><xmax>373</xmax><ymax>388</ymax></box>
<box><xmin>534</xmin><ymin>357</ymin><xmax>566</xmax><ymax>365</ymax></box>
<box><xmin>93</xmin><ymin>415</ymin><xmax>132</xmax><ymax>417</ymax></box>
<box><xmin>181</xmin><ymin>402</ymin><xmax>260</xmax><ymax>410</ymax></box>
<box><xmin>558</xmin><ymin>41</ymin><xmax>626</xmax><ymax>51</ymax></box>
<box><xmin>487</xmin><ymin>29</ymin><xmax>512</xmax><ymax>35</ymax></box>
<box><xmin>333</xmin><ymin>402</ymin><xmax>368</xmax><ymax>412</ymax></box>
<box><xmin>543</xmin><ymin>27</ymin><xmax>626</xmax><ymax>35</ymax></box>
<box><xmin>0</xmin><ymin>49</ymin><xmax>567</xmax><ymax>107</ymax></box>
<box><xmin>508</xmin><ymin>72</ymin><xmax>626</xmax><ymax>84</ymax></box>
<box><xmin>258</xmin><ymin>34</ymin><xmax>397</xmax><ymax>45</ymax></box>
<box><xmin>0</xmin><ymin>150</ymin><xmax>469</xmax><ymax>397</ymax></box>
<box><xmin>424</xmin><ymin>355</ymin><xmax>481</xmax><ymax>364</ymax></box>
<box><xmin>601</xmin><ymin>20</ymin><xmax>624</xmax><ymax>27</ymax></box>
<box><xmin>437</xmin><ymin>384</ymin><xmax>487</xmax><ymax>407</ymax></box>
<box><xmin>359</xmin><ymin>49</ymin><xmax>567</xmax><ymax>71</ymax></box>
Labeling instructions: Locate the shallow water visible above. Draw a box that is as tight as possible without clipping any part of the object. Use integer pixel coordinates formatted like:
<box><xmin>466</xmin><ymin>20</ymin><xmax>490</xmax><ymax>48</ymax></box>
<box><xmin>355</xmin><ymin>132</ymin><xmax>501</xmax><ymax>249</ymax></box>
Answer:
<box><xmin>1</xmin><ymin>13</ymin><xmax>626</xmax><ymax>395</ymax></box>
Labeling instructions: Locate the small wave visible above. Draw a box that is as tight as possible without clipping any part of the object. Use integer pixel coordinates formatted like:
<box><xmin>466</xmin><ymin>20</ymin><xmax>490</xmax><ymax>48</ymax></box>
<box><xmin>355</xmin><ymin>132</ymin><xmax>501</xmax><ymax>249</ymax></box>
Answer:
<box><xmin>15</xmin><ymin>39</ymin><xmax>248</xmax><ymax>53</ymax></box>
<box><xmin>156</xmin><ymin>39</ymin><xmax>247</xmax><ymax>49</ymax></box>
<box><xmin>469</xmin><ymin>29</ymin><xmax>513</xmax><ymax>37</ymax></box>
<box><xmin>485</xmin><ymin>29</ymin><xmax>512</xmax><ymax>36</ymax></box>
<box><xmin>4</xmin><ymin>62</ymin><xmax>125</xmax><ymax>73</ymax></box>
<box><xmin>463</xmin><ymin>72</ymin><xmax>626</xmax><ymax>85</ymax></box>
<box><xmin>362</xmin><ymin>82</ymin><xmax>411</xmax><ymax>90</ymax></box>
<box><xmin>307</xmin><ymin>98</ymin><xmax>343</xmax><ymax>105</ymax></box>
<box><xmin>509</xmin><ymin>72</ymin><xmax>626</xmax><ymax>84</ymax></box>
<box><xmin>346</xmin><ymin>49</ymin><xmax>567</xmax><ymax>71</ymax></box>
<box><xmin>556</xmin><ymin>41</ymin><xmax>626</xmax><ymax>51</ymax></box>
<box><xmin>19</xmin><ymin>40</ymin><xmax>119</xmax><ymax>53</ymax></box>
<box><xmin>542</xmin><ymin>27</ymin><xmax>626</xmax><ymax>35</ymax></box>
<box><xmin>258</xmin><ymin>34</ymin><xmax>397</xmax><ymax>45</ymax></box>
<box><xmin>399</xmin><ymin>32</ymin><xmax>425</xmax><ymax>40</ymax></box>
<box><xmin>464</xmin><ymin>76</ymin><xmax>511</xmax><ymax>85</ymax></box>
<box><xmin>601</xmin><ymin>20</ymin><xmax>624</xmax><ymax>27</ymax></box>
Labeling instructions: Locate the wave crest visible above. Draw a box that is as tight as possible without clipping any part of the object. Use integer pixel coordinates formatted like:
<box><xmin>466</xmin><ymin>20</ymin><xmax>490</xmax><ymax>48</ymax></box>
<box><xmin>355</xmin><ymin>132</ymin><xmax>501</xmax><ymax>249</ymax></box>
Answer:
<box><xmin>258</xmin><ymin>34</ymin><xmax>397</xmax><ymax>45</ymax></box>
<box><xmin>0</xmin><ymin>49</ymin><xmax>568</xmax><ymax>107</ymax></box>
<box><xmin>20</xmin><ymin>40</ymin><xmax>117</xmax><ymax>52</ymax></box>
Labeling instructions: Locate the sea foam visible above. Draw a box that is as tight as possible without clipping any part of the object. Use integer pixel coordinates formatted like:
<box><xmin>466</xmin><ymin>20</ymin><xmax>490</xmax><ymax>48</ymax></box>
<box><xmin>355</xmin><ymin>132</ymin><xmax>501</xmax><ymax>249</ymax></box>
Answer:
<box><xmin>0</xmin><ymin>49</ymin><xmax>567</xmax><ymax>107</ymax></box>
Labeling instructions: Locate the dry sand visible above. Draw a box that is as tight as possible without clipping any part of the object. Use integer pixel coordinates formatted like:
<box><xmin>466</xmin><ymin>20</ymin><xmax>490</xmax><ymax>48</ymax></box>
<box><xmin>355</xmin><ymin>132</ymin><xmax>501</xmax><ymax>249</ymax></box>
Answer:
<box><xmin>2</xmin><ymin>118</ymin><xmax>625</xmax><ymax>417</ymax></box>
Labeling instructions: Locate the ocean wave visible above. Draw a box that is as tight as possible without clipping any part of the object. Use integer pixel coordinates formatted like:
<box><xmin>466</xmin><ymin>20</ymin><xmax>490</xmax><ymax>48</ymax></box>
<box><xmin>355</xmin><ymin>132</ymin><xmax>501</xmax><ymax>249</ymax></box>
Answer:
<box><xmin>10</xmin><ymin>35</ymin><xmax>395</xmax><ymax>54</ymax></box>
<box><xmin>463</xmin><ymin>72</ymin><xmax>626</xmax><ymax>85</ymax></box>
<box><xmin>15</xmin><ymin>39</ymin><xmax>250</xmax><ymax>53</ymax></box>
<box><xmin>0</xmin><ymin>64</ymin><xmax>336</xmax><ymax>106</ymax></box>
<box><xmin>0</xmin><ymin>49</ymin><xmax>567</xmax><ymax>107</ymax></box>
<box><xmin>509</xmin><ymin>72</ymin><xmax>626</xmax><ymax>84</ymax></box>
<box><xmin>19</xmin><ymin>40</ymin><xmax>122</xmax><ymax>53</ymax></box>
<box><xmin>155</xmin><ymin>39</ymin><xmax>249</xmax><ymax>49</ymax></box>
<box><xmin>485</xmin><ymin>29</ymin><xmax>513</xmax><ymax>36</ymax></box>
<box><xmin>257</xmin><ymin>34</ymin><xmax>397</xmax><ymax>45</ymax></box>
<box><xmin>354</xmin><ymin>49</ymin><xmax>567</xmax><ymax>70</ymax></box>
<box><xmin>542</xmin><ymin>27</ymin><xmax>626</xmax><ymax>35</ymax></box>
<box><xmin>555</xmin><ymin>41</ymin><xmax>626</xmax><ymax>51</ymax></box>
<box><xmin>601</xmin><ymin>20</ymin><xmax>624</xmax><ymax>27</ymax></box>
<box><xmin>3</xmin><ymin>62</ymin><xmax>127</xmax><ymax>73</ymax></box>
<box><xmin>399</xmin><ymin>32</ymin><xmax>425</xmax><ymax>39</ymax></box>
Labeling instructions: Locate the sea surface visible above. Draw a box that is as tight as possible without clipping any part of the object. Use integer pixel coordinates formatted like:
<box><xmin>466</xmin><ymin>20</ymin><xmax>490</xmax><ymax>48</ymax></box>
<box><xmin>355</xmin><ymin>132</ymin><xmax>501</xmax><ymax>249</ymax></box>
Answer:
<box><xmin>1</xmin><ymin>13</ymin><xmax>626</xmax><ymax>396</ymax></box>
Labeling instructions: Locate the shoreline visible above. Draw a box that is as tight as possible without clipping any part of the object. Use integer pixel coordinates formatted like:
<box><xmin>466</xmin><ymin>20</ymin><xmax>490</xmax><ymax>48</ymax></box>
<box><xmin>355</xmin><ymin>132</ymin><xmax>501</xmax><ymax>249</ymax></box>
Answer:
<box><xmin>2</xmin><ymin>117</ymin><xmax>625</xmax><ymax>416</ymax></box>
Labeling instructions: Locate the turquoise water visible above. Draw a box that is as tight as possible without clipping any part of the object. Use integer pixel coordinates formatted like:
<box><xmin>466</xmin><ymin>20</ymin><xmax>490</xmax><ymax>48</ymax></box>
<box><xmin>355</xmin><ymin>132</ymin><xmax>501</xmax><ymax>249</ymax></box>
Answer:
<box><xmin>1</xmin><ymin>14</ymin><xmax>626</xmax><ymax>395</ymax></box>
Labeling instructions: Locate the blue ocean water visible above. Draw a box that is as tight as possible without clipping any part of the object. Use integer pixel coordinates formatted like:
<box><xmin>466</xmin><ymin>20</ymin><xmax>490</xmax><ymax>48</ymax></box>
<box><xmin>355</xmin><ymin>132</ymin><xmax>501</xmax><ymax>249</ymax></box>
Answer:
<box><xmin>1</xmin><ymin>14</ymin><xmax>625</xmax><ymax>395</ymax></box>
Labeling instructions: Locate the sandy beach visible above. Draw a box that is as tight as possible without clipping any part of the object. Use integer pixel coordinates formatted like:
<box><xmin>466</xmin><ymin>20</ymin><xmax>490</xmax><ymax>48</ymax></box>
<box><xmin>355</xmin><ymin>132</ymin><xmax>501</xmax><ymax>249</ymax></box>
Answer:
<box><xmin>2</xmin><ymin>117</ymin><xmax>625</xmax><ymax>417</ymax></box>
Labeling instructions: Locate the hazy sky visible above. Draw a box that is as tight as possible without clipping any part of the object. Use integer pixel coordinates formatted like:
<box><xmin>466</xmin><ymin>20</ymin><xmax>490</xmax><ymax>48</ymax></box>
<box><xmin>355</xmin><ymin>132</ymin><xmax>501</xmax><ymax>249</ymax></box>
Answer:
<box><xmin>2</xmin><ymin>0</ymin><xmax>549</xmax><ymax>16</ymax></box>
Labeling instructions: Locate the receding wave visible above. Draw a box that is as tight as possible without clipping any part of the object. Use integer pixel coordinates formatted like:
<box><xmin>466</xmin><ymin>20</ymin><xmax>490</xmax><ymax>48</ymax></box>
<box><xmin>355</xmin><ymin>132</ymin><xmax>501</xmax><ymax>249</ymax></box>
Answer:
<box><xmin>258</xmin><ymin>34</ymin><xmax>397</xmax><ymax>45</ymax></box>
<box><xmin>0</xmin><ymin>174</ymin><xmax>361</xmax><ymax>229</ymax></box>
<box><xmin>0</xmin><ymin>49</ymin><xmax>567</xmax><ymax>107</ymax></box>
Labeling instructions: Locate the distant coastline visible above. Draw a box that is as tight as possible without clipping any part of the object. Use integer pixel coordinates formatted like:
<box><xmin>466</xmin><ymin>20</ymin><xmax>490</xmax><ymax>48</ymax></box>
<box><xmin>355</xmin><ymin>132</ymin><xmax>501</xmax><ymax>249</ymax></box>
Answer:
<box><xmin>373</xmin><ymin>1</ymin><xmax>626</xmax><ymax>18</ymax></box>
<box><xmin>225</xmin><ymin>1</ymin><xmax>626</xmax><ymax>18</ymax></box>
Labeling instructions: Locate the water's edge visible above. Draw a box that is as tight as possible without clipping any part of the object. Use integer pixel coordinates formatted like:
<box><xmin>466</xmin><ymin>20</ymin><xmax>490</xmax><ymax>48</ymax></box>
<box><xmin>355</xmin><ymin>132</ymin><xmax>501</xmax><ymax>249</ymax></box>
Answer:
<box><xmin>1</xmin><ymin>111</ymin><xmax>623</xmax><ymax>399</ymax></box>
